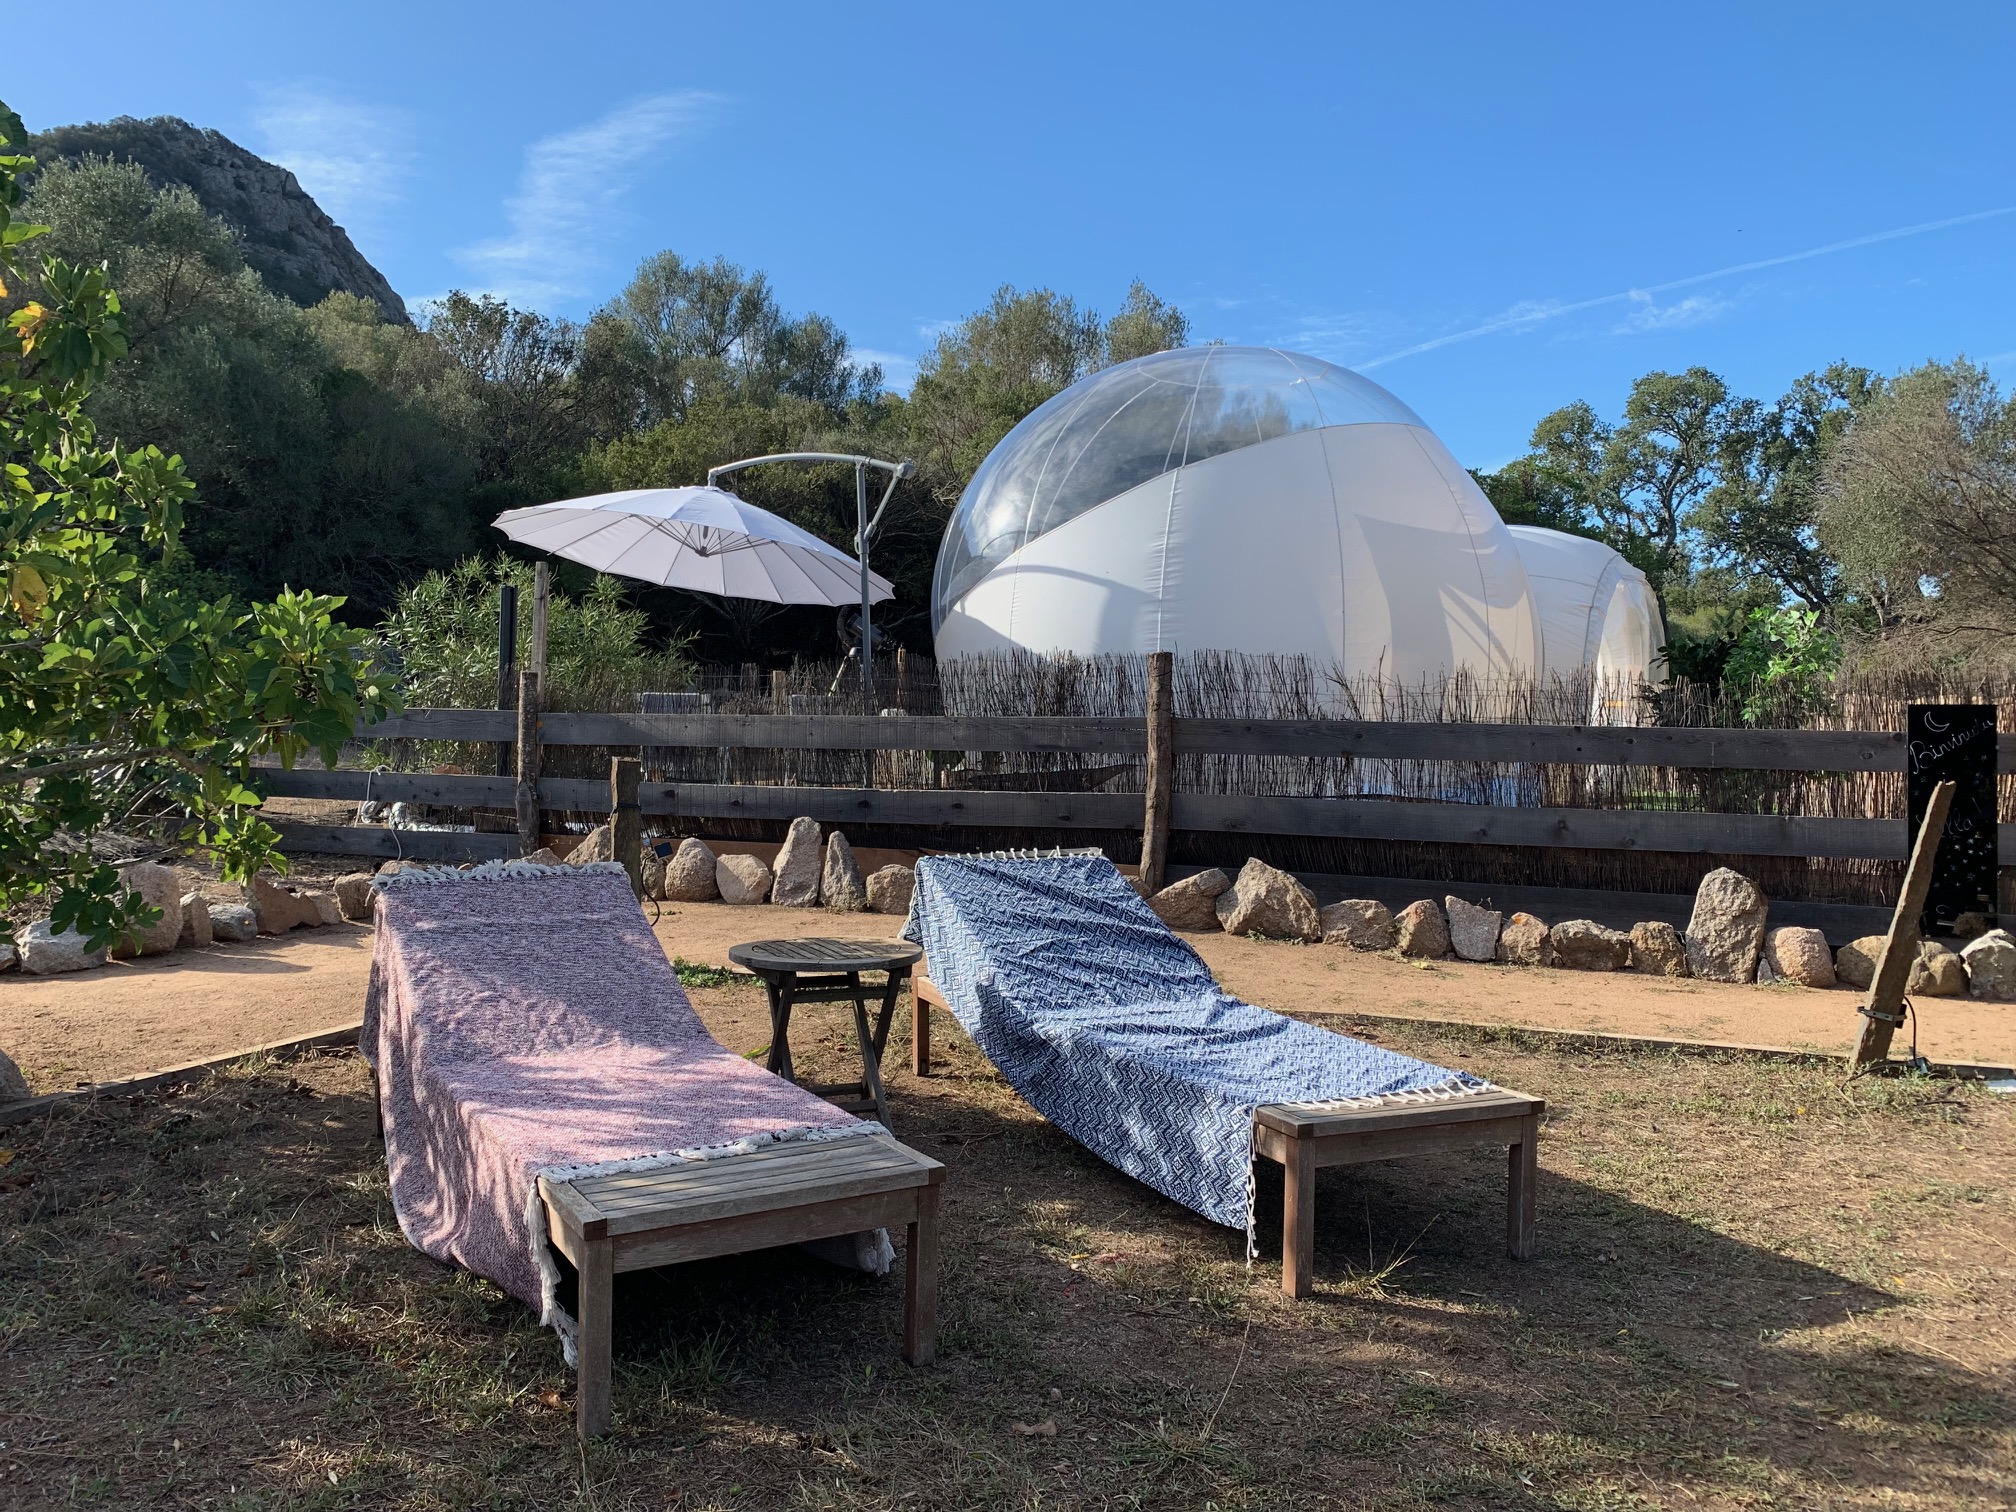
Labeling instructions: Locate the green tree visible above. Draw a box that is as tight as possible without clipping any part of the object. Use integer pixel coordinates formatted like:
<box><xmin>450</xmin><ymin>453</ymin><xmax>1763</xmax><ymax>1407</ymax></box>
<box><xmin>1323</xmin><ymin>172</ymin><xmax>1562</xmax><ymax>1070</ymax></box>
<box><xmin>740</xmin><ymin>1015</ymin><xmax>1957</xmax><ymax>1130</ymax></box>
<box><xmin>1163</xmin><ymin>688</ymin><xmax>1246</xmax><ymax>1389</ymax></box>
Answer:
<box><xmin>0</xmin><ymin>102</ymin><xmax>398</xmax><ymax>948</ymax></box>
<box><xmin>413</xmin><ymin>290</ymin><xmax>592</xmax><ymax>512</ymax></box>
<box><xmin>1697</xmin><ymin>363</ymin><xmax>1880</xmax><ymax>609</ymax></box>
<box><xmin>1721</xmin><ymin>604</ymin><xmax>1842</xmax><ymax>723</ymax></box>
<box><xmin>1103</xmin><ymin>279</ymin><xmax>1191</xmax><ymax>365</ymax></box>
<box><xmin>1526</xmin><ymin>368</ymin><xmax>1737</xmax><ymax>589</ymax></box>
<box><xmin>1468</xmin><ymin>456</ymin><xmax>1599</xmax><ymax>536</ymax></box>
<box><xmin>19</xmin><ymin>155</ymin><xmax>479</xmax><ymax>618</ymax></box>
<box><xmin>1817</xmin><ymin>358</ymin><xmax>2016</xmax><ymax>667</ymax></box>
<box><xmin>905</xmin><ymin>281</ymin><xmax>1188</xmax><ymax>507</ymax></box>
<box><xmin>379</xmin><ymin>555</ymin><xmax>693</xmax><ymax>712</ymax></box>
<box><xmin>576</xmin><ymin>252</ymin><xmax>879</xmax><ymax>435</ymax></box>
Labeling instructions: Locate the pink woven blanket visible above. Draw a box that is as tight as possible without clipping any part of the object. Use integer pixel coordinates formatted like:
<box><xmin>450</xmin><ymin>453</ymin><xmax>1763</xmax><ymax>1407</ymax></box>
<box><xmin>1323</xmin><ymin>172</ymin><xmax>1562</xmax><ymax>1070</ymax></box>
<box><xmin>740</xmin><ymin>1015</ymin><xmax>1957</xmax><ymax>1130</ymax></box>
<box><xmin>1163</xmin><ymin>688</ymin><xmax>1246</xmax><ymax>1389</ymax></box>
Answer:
<box><xmin>361</xmin><ymin>862</ymin><xmax>880</xmax><ymax>1351</ymax></box>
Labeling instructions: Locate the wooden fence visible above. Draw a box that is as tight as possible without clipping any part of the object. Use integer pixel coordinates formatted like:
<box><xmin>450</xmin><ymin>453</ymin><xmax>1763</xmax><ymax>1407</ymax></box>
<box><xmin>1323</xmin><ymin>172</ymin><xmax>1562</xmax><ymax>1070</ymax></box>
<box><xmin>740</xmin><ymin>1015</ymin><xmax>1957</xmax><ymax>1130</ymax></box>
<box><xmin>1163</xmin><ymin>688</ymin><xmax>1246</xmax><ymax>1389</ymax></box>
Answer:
<box><xmin>260</xmin><ymin>696</ymin><xmax>2016</xmax><ymax>875</ymax></box>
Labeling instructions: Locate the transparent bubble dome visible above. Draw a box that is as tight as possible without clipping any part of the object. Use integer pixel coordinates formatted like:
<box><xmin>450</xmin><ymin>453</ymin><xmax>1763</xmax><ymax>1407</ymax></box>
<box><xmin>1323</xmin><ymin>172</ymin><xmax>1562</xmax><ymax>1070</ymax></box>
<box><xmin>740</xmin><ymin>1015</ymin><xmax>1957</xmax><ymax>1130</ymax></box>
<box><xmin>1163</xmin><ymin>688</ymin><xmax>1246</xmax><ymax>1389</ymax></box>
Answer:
<box><xmin>931</xmin><ymin>346</ymin><xmax>1427</xmax><ymax>632</ymax></box>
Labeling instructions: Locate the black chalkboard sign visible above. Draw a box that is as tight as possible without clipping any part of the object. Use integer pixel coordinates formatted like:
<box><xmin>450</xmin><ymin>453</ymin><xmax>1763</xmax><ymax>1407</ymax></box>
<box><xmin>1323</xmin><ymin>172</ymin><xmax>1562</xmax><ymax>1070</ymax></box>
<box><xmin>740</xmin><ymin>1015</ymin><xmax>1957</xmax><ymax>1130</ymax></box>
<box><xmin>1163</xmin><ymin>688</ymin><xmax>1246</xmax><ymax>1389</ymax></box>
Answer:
<box><xmin>1907</xmin><ymin>703</ymin><xmax>1999</xmax><ymax>935</ymax></box>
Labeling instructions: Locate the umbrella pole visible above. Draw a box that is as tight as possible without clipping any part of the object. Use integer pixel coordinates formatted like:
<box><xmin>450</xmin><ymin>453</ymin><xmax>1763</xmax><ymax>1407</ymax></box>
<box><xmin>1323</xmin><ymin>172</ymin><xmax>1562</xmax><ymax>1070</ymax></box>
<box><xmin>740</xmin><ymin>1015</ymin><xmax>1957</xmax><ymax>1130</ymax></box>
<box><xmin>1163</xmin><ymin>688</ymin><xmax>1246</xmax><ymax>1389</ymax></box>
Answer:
<box><xmin>856</xmin><ymin>461</ymin><xmax>874</xmax><ymax>716</ymax></box>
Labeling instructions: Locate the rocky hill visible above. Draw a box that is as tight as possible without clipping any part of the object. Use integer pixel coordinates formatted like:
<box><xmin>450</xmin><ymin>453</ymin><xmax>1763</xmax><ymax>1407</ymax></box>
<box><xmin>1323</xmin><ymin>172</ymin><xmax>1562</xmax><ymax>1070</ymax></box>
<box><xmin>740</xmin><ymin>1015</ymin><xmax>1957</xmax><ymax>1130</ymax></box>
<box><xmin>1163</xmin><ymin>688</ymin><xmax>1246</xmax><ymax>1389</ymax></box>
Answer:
<box><xmin>29</xmin><ymin>115</ymin><xmax>408</xmax><ymax>324</ymax></box>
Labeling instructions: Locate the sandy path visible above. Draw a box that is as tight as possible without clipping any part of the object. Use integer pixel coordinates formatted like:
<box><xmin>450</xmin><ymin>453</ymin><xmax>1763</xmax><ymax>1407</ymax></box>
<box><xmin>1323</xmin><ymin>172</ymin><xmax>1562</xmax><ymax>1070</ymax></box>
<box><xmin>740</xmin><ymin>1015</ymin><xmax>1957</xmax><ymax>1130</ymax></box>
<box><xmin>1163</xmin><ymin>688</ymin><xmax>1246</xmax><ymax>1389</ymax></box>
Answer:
<box><xmin>4</xmin><ymin>899</ymin><xmax>2010</xmax><ymax>1093</ymax></box>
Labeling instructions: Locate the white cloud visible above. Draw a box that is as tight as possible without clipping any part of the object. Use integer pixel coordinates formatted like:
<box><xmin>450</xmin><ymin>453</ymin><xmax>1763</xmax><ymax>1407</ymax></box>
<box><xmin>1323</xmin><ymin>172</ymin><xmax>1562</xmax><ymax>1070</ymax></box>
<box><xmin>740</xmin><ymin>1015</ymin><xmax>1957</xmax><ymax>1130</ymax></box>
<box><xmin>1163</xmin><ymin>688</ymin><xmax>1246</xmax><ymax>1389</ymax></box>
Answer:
<box><xmin>251</xmin><ymin>85</ymin><xmax>414</xmax><ymax>235</ymax></box>
<box><xmin>852</xmin><ymin>347</ymin><xmax>919</xmax><ymax>391</ymax></box>
<box><xmin>454</xmin><ymin>92</ymin><xmax>727</xmax><ymax>308</ymax></box>
<box><xmin>1270</xmin><ymin>307</ymin><xmax>1414</xmax><ymax>366</ymax></box>
<box><xmin>1612</xmin><ymin>290</ymin><xmax>1734</xmax><ymax>334</ymax></box>
<box><xmin>1358</xmin><ymin>203</ymin><xmax>2016</xmax><ymax>370</ymax></box>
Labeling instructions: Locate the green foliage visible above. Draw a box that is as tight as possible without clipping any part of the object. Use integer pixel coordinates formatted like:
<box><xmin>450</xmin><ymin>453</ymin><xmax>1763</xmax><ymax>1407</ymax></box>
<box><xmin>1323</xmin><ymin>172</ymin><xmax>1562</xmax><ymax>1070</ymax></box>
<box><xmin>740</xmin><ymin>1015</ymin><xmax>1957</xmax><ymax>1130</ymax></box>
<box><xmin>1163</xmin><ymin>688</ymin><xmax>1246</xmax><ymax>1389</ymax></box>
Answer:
<box><xmin>1520</xmin><ymin>367</ymin><xmax>1736</xmax><ymax>592</ymax></box>
<box><xmin>1722</xmin><ymin>604</ymin><xmax>1842</xmax><ymax>724</ymax></box>
<box><xmin>1700</xmin><ymin>363</ymin><xmax>1881</xmax><ymax>609</ymax></box>
<box><xmin>1817</xmin><ymin>358</ymin><xmax>2016</xmax><ymax>669</ymax></box>
<box><xmin>419</xmin><ymin>291</ymin><xmax>589</xmax><ymax>502</ymax></box>
<box><xmin>576</xmin><ymin>252</ymin><xmax>879</xmax><ymax>436</ymax></box>
<box><xmin>1102</xmin><ymin>279</ymin><xmax>1192</xmax><ymax>367</ymax></box>
<box><xmin>19</xmin><ymin>156</ymin><xmax>480</xmax><ymax>618</ymax></box>
<box><xmin>1468</xmin><ymin>457</ymin><xmax>1602</xmax><ymax>537</ymax></box>
<box><xmin>0</xmin><ymin>100</ymin><xmax>400</xmax><ymax>948</ymax></box>
<box><xmin>378</xmin><ymin>554</ymin><xmax>693</xmax><ymax>712</ymax></box>
<box><xmin>905</xmin><ymin>285</ymin><xmax>1108</xmax><ymax>503</ymax></box>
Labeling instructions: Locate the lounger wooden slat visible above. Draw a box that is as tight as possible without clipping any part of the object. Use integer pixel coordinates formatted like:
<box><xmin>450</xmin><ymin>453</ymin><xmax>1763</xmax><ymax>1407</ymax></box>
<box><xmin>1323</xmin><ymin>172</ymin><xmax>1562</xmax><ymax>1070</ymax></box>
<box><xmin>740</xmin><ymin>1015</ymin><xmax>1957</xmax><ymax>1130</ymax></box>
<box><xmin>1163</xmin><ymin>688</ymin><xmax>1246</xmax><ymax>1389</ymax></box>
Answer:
<box><xmin>538</xmin><ymin>1134</ymin><xmax>944</xmax><ymax>1440</ymax></box>
<box><xmin>577</xmin><ymin>1143</ymin><xmax>916</xmax><ymax>1202</ymax></box>
<box><xmin>913</xmin><ymin>970</ymin><xmax>1539</xmax><ymax>1298</ymax></box>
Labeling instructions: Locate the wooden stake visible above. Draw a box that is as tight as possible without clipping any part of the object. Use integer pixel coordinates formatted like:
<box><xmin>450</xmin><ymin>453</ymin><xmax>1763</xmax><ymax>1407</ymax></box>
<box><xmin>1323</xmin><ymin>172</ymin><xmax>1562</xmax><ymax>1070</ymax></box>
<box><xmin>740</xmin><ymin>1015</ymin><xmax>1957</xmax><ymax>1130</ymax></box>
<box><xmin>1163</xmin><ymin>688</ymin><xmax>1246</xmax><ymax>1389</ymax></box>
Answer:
<box><xmin>1851</xmin><ymin>778</ymin><xmax>1955</xmax><ymax>1070</ymax></box>
<box><xmin>611</xmin><ymin>756</ymin><xmax>643</xmax><ymax>900</ymax></box>
<box><xmin>530</xmin><ymin>561</ymin><xmax>551</xmax><ymax>683</ymax></box>
<box><xmin>515</xmin><ymin>669</ymin><xmax>541</xmax><ymax>857</ymax></box>
<box><xmin>1140</xmin><ymin>650</ymin><xmax>1175</xmax><ymax>894</ymax></box>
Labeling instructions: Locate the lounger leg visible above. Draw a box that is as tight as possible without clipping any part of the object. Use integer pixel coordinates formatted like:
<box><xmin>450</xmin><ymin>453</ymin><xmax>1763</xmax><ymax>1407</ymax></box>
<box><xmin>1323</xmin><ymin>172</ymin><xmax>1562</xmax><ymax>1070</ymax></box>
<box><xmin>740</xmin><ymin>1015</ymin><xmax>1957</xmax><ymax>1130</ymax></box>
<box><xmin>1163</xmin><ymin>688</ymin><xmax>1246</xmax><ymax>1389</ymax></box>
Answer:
<box><xmin>1507</xmin><ymin>1114</ymin><xmax>1538</xmax><ymax>1261</ymax></box>
<box><xmin>850</xmin><ymin>973</ymin><xmax>893</xmax><ymax>1129</ymax></box>
<box><xmin>576</xmin><ymin>1239</ymin><xmax>614</xmax><ymax>1441</ymax></box>
<box><xmin>1281</xmin><ymin>1135</ymin><xmax>1316</xmax><ymax>1299</ymax></box>
<box><xmin>911</xmin><ymin>983</ymin><xmax>931</xmax><ymax>1077</ymax></box>
<box><xmin>904</xmin><ymin>1185</ymin><xmax>941</xmax><ymax>1366</ymax></box>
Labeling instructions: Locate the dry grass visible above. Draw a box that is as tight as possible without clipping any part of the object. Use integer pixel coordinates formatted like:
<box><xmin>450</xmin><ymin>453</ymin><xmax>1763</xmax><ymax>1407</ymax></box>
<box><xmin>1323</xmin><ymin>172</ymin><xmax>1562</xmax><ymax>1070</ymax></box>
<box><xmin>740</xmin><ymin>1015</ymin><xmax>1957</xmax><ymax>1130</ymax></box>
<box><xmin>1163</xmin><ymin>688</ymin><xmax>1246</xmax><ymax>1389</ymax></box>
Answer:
<box><xmin>2</xmin><ymin>1007</ymin><xmax>2012</xmax><ymax>1510</ymax></box>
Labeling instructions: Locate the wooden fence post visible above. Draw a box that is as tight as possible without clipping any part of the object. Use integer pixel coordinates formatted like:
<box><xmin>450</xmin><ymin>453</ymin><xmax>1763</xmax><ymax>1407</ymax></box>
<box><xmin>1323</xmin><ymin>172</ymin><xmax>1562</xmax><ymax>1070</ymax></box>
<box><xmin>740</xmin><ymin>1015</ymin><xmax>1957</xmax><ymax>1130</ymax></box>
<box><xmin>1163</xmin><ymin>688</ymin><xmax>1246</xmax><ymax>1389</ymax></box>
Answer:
<box><xmin>1140</xmin><ymin>650</ymin><xmax>1174</xmax><ymax>894</ymax></box>
<box><xmin>529</xmin><ymin>562</ymin><xmax>550</xmax><ymax>684</ymax></box>
<box><xmin>611</xmin><ymin>756</ymin><xmax>643</xmax><ymax>900</ymax></box>
<box><xmin>495</xmin><ymin>582</ymin><xmax>518</xmax><ymax>778</ymax></box>
<box><xmin>1851</xmin><ymin>779</ymin><xmax>1955</xmax><ymax>1070</ymax></box>
<box><xmin>515</xmin><ymin>670</ymin><xmax>542</xmax><ymax>857</ymax></box>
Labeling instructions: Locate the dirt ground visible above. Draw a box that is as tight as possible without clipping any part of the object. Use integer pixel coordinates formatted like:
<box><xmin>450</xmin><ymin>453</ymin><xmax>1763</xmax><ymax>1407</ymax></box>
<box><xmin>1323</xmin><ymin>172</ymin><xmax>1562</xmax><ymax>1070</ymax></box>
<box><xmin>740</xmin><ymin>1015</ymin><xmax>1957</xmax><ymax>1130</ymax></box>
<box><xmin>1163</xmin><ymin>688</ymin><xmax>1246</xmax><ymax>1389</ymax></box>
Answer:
<box><xmin>4</xmin><ymin>896</ymin><xmax>2012</xmax><ymax>1095</ymax></box>
<box><xmin>2</xmin><ymin>1006</ymin><xmax>2011</xmax><ymax>1509</ymax></box>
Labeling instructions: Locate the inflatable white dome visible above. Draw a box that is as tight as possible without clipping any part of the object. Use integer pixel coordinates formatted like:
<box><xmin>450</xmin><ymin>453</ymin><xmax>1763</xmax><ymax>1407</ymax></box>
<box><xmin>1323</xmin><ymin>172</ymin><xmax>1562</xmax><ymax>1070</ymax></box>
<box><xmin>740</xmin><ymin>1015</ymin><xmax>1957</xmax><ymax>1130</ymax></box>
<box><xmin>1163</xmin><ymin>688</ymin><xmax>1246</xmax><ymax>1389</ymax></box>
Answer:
<box><xmin>931</xmin><ymin>346</ymin><xmax>1541</xmax><ymax>681</ymax></box>
<box><xmin>1505</xmin><ymin>526</ymin><xmax>1667</xmax><ymax>688</ymax></box>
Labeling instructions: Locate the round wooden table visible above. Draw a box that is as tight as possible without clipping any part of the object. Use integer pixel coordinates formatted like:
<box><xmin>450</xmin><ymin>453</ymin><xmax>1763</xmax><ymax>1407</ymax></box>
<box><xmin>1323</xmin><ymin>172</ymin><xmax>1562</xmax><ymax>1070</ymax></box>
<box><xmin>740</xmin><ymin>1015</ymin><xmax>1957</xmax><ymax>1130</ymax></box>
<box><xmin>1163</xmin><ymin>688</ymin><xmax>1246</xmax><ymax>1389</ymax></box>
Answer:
<box><xmin>726</xmin><ymin>937</ymin><xmax>924</xmax><ymax>1130</ymax></box>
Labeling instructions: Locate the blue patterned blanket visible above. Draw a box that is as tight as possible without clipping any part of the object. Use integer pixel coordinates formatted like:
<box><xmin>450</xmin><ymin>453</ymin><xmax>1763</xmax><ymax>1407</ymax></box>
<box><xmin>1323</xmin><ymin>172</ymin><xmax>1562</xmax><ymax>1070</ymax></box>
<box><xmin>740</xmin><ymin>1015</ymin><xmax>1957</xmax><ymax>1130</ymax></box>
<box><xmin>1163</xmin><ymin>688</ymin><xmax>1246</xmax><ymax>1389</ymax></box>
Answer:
<box><xmin>903</xmin><ymin>855</ymin><xmax>1488</xmax><ymax>1235</ymax></box>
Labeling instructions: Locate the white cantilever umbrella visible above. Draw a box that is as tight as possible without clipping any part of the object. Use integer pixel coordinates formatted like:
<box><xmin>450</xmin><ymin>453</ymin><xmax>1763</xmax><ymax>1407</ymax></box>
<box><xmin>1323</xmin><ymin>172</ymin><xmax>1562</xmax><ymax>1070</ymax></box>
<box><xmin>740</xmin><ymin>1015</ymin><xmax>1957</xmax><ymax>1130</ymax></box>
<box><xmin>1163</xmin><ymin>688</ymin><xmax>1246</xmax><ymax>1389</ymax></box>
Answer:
<box><xmin>492</xmin><ymin>487</ymin><xmax>894</xmax><ymax>605</ymax></box>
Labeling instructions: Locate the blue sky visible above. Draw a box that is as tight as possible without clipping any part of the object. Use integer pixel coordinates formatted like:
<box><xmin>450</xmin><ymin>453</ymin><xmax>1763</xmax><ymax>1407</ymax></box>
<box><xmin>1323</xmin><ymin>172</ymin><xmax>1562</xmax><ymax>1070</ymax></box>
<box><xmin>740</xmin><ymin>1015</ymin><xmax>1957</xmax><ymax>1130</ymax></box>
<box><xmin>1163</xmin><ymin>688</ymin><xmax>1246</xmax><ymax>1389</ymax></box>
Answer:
<box><xmin>16</xmin><ymin>1</ymin><xmax>2014</xmax><ymax>467</ymax></box>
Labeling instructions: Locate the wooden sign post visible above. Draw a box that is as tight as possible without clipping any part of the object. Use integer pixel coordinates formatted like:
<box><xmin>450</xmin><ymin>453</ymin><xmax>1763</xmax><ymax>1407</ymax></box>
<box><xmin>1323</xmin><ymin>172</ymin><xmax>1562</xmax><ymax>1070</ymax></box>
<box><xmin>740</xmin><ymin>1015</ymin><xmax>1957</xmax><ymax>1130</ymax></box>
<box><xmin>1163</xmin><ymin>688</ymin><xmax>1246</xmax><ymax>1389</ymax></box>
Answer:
<box><xmin>1850</xmin><ymin>779</ymin><xmax>1955</xmax><ymax>1071</ymax></box>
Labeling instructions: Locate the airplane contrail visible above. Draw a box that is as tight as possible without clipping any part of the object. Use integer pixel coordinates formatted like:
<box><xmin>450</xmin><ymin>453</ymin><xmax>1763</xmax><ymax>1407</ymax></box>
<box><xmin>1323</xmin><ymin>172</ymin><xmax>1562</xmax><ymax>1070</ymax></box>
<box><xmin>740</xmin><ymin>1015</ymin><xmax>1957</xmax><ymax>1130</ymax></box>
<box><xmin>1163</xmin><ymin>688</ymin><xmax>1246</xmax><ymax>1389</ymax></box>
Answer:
<box><xmin>1356</xmin><ymin>204</ymin><xmax>2016</xmax><ymax>370</ymax></box>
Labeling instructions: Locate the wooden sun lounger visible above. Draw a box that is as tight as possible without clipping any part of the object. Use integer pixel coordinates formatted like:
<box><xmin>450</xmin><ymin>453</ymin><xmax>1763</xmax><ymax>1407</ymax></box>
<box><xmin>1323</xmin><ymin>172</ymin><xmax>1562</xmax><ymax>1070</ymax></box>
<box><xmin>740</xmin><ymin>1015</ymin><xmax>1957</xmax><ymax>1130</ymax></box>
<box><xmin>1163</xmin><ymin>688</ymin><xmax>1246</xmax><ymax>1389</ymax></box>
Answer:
<box><xmin>537</xmin><ymin>1134</ymin><xmax>945</xmax><ymax>1439</ymax></box>
<box><xmin>912</xmin><ymin>973</ymin><xmax>1538</xmax><ymax>1296</ymax></box>
<box><xmin>1252</xmin><ymin>1089</ymin><xmax>1541</xmax><ymax>1296</ymax></box>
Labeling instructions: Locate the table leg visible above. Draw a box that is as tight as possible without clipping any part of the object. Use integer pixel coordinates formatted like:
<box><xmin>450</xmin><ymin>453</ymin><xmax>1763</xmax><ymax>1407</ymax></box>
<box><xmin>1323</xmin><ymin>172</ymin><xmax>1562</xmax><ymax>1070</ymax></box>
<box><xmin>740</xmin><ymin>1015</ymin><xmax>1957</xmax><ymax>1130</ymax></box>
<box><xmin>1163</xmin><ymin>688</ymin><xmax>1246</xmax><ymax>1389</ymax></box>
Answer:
<box><xmin>1507</xmin><ymin>1114</ymin><xmax>1538</xmax><ymax>1260</ymax></box>
<box><xmin>871</xmin><ymin>969</ymin><xmax>903</xmax><ymax>1062</ymax></box>
<box><xmin>764</xmin><ymin>976</ymin><xmax>797</xmax><ymax>1083</ymax></box>
<box><xmin>1281</xmin><ymin>1134</ymin><xmax>1316</xmax><ymax>1299</ymax></box>
<box><xmin>576</xmin><ymin>1237</ymin><xmax>614</xmax><ymax>1440</ymax></box>
<box><xmin>911</xmin><ymin>978</ymin><xmax>931</xmax><ymax>1077</ymax></box>
<box><xmin>904</xmin><ymin>1185</ymin><xmax>941</xmax><ymax>1366</ymax></box>
<box><xmin>849</xmin><ymin>972</ymin><xmax>893</xmax><ymax>1129</ymax></box>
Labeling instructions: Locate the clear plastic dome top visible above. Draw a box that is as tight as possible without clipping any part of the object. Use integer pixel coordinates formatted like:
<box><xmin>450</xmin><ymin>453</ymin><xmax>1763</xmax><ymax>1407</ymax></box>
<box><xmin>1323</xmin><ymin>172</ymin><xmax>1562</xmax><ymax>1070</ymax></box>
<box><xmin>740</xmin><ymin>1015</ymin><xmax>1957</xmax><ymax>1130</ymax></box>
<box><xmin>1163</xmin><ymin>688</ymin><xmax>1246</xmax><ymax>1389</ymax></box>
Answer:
<box><xmin>931</xmin><ymin>346</ymin><xmax>1428</xmax><ymax>631</ymax></box>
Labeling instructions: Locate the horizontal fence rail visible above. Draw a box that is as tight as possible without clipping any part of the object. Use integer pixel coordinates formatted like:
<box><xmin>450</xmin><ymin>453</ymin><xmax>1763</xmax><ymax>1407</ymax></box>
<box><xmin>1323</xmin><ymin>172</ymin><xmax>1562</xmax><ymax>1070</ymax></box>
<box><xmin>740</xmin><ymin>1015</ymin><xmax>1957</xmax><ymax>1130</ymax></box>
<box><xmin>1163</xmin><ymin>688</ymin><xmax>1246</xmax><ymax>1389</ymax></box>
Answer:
<box><xmin>260</xmin><ymin>777</ymin><xmax>2016</xmax><ymax>868</ymax></box>
<box><xmin>256</xmin><ymin>702</ymin><xmax>2016</xmax><ymax>870</ymax></box>
<box><xmin>355</xmin><ymin>709</ymin><xmax>2016</xmax><ymax>772</ymax></box>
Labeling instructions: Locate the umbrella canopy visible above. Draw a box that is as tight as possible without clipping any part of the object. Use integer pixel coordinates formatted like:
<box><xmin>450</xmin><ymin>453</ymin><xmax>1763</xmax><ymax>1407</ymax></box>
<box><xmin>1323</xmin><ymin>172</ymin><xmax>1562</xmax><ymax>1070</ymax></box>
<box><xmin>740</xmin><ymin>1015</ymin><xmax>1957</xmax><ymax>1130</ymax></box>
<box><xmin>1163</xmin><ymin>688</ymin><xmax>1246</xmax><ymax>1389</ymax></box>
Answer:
<box><xmin>493</xmin><ymin>487</ymin><xmax>894</xmax><ymax>605</ymax></box>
